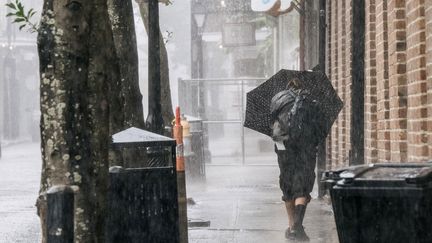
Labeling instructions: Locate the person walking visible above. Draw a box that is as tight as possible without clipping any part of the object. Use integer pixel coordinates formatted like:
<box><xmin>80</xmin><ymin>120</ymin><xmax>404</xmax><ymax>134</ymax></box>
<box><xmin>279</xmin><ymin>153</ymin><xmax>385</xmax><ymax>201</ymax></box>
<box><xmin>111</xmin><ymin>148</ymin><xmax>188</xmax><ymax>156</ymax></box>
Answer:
<box><xmin>270</xmin><ymin>78</ymin><xmax>325</xmax><ymax>241</ymax></box>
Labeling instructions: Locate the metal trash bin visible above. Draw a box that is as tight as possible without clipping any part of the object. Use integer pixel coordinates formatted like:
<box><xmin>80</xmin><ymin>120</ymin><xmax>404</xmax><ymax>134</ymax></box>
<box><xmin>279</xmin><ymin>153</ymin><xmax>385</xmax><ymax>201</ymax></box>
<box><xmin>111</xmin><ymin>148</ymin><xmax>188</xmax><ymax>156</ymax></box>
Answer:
<box><xmin>107</xmin><ymin>127</ymin><xmax>180</xmax><ymax>243</ymax></box>
<box><xmin>324</xmin><ymin>163</ymin><xmax>432</xmax><ymax>243</ymax></box>
<box><xmin>185</xmin><ymin>116</ymin><xmax>206</xmax><ymax>181</ymax></box>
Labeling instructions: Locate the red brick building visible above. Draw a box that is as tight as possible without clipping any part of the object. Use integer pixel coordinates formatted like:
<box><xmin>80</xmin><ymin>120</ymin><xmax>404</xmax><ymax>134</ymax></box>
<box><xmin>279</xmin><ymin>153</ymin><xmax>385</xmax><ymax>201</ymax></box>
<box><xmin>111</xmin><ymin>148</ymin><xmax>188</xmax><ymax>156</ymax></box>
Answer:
<box><xmin>324</xmin><ymin>0</ymin><xmax>431</xmax><ymax>167</ymax></box>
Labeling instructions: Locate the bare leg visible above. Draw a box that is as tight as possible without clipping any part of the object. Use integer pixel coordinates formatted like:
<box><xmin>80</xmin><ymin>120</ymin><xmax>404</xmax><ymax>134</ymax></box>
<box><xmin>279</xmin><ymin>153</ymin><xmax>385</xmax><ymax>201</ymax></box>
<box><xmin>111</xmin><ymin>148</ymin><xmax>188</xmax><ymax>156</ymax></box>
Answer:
<box><xmin>285</xmin><ymin>200</ymin><xmax>295</xmax><ymax>228</ymax></box>
<box><xmin>295</xmin><ymin>196</ymin><xmax>308</xmax><ymax>206</ymax></box>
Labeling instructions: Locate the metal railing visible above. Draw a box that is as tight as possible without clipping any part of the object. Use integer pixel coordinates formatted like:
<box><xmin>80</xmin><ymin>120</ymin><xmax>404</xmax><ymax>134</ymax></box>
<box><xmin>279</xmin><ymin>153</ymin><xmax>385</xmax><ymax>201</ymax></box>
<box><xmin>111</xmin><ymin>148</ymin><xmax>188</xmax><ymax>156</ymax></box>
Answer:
<box><xmin>178</xmin><ymin>77</ymin><xmax>275</xmax><ymax>165</ymax></box>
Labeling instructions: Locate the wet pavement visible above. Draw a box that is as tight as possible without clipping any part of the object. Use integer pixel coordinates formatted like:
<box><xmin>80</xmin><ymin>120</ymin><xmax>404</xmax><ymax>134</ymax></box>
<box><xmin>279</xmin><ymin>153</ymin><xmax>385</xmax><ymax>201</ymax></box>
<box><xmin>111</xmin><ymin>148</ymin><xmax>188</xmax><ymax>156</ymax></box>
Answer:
<box><xmin>0</xmin><ymin>143</ymin><xmax>41</xmax><ymax>243</ymax></box>
<box><xmin>187</xmin><ymin>165</ymin><xmax>339</xmax><ymax>243</ymax></box>
<box><xmin>0</xmin><ymin>143</ymin><xmax>338</xmax><ymax>242</ymax></box>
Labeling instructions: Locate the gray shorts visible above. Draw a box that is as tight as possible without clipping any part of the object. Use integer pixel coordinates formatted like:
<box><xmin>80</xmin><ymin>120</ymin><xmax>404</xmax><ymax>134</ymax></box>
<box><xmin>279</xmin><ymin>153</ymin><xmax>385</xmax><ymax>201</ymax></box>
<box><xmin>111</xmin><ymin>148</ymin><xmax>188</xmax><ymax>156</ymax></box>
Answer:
<box><xmin>275</xmin><ymin>144</ymin><xmax>317</xmax><ymax>201</ymax></box>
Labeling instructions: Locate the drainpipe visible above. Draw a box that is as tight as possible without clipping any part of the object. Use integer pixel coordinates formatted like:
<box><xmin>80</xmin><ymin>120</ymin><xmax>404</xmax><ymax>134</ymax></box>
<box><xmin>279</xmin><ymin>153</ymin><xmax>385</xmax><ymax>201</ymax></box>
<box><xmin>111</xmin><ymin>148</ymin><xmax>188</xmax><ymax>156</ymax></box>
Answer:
<box><xmin>317</xmin><ymin>0</ymin><xmax>327</xmax><ymax>198</ymax></box>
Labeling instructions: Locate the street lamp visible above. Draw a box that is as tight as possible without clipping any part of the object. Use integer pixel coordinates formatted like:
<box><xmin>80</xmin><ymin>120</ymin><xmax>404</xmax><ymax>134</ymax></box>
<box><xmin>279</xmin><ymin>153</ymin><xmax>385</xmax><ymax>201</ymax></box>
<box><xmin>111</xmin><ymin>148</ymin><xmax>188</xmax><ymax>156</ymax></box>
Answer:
<box><xmin>192</xmin><ymin>2</ymin><xmax>212</xmax><ymax>163</ymax></box>
<box><xmin>193</xmin><ymin>12</ymin><xmax>206</xmax><ymax>34</ymax></box>
<box><xmin>193</xmin><ymin>2</ymin><xmax>206</xmax><ymax>79</ymax></box>
<box><xmin>193</xmin><ymin>2</ymin><xmax>206</xmax><ymax>119</ymax></box>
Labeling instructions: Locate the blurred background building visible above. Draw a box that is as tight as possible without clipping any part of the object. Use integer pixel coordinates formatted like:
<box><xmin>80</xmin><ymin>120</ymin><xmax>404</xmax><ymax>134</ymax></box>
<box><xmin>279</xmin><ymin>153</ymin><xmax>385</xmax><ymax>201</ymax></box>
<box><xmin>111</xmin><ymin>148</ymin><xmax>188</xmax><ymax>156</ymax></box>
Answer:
<box><xmin>0</xmin><ymin>0</ymin><xmax>41</xmax><ymax>143</ymax></box>
<box><xmin>179</xmin><ymin>0</ymin><xmax>304</xmax><ymax>165</ymax></box>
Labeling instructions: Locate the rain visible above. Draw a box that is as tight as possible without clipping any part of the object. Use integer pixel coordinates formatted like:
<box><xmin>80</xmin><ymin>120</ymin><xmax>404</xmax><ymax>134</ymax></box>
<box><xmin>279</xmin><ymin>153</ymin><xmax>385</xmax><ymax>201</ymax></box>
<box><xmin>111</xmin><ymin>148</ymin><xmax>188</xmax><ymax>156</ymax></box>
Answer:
<box><xmin>0</xmin><ymin>0</ymin><xmax>431</xmax><ymax>243</ymax></box>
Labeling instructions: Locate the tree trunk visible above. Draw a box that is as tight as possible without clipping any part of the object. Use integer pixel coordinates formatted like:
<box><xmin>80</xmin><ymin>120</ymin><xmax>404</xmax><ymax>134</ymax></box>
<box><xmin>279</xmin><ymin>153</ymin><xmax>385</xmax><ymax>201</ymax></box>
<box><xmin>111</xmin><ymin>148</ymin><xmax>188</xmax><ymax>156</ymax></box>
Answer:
<box><xmin>108</xmin><ymin>0</ymin><xmax>145</xmax><ymax>131</ymax></box>
<box><xmin>136</xmin><ymin>0</ymin><xmax>174</xmax><ymax>125</ymax></box>
<box><xmin>107</xmin><ymin>0</ymin><xmax>147</xmax><ymax>168</ymax></box>
<box><xmin>37</xmin><ymin>0</ymin><xmax>117</xmax><ymax>242</ymax></box>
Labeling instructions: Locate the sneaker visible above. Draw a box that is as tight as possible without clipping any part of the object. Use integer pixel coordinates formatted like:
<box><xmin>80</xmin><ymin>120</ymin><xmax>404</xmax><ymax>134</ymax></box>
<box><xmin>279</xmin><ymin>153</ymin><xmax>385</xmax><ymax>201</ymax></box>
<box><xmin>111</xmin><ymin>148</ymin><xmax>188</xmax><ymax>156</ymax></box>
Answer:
<box><xmin>291</xmin><ymin>225</ymin><xmax>310</xmax><ymax>242</ymax></box>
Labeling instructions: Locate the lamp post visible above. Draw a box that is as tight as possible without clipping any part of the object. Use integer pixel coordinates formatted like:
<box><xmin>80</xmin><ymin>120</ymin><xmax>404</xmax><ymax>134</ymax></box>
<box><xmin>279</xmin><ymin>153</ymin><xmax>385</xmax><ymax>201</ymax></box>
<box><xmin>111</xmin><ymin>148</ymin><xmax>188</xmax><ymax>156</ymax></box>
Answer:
<box><xmin>193</xmin><ymin>2</ymin><xmax>206</xmax><ymax>119</ymax></box>
<box><xmin>146</xmin><ymin>0</ymin><xmax>164</xmax><ymax>135</ymax></box>
<box><xmin>192</xmin><ymin>2</ymin><xmax>212</xmax><ymax>163</ymax></box>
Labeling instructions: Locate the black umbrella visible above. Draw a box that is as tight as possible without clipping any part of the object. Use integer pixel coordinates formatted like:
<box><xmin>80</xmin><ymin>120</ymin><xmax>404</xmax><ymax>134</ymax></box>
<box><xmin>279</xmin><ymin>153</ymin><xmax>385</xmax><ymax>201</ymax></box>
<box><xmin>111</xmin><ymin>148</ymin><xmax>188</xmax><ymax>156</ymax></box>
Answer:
<box><xmin>244</xmin><ymin>69</ymin><xmax>343</xmax><ymax>138</ymax></box>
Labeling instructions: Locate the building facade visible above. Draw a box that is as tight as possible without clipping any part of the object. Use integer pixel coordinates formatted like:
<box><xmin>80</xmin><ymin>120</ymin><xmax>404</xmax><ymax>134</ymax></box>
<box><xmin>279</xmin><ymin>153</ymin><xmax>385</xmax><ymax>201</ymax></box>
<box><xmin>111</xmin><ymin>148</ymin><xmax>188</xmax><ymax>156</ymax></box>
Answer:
<box><xmin>325</xmin><ymin>0</ymin><xmax>432</xmax><ymax>168</ymax></box>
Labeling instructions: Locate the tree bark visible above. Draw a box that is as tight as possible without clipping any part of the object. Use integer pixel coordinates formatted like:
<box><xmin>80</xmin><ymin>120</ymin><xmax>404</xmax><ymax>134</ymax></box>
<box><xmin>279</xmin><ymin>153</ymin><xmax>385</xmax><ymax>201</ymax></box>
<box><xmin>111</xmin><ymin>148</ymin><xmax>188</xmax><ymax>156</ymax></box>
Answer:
<box><xmin>107</xmin><ymin>0</ymin><xmax>145</xmax><ymax>131</ymax></box>
<box><xmin>37</xmin><ymin>0</ymin><xmax>117</xmax><ymax>242</ymax></box>
<box><xmin>136</xmin><ymin>0</ymin><xmax>174</xmax><ymax>125</ymax></box>
<box><xmin>107</xmin><ymin>0</ymin><xmax>148</xmax><ymax>168</ymax></box>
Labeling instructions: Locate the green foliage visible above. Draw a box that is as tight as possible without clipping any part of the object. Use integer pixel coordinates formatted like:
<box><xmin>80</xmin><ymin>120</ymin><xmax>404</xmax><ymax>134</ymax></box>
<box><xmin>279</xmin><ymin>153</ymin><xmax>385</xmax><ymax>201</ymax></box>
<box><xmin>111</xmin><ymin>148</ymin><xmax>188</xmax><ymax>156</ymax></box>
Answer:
<box><xmin>5</xmin><ymin>0</ymin><xmax>38</xmax><ymax>32</ymax></box>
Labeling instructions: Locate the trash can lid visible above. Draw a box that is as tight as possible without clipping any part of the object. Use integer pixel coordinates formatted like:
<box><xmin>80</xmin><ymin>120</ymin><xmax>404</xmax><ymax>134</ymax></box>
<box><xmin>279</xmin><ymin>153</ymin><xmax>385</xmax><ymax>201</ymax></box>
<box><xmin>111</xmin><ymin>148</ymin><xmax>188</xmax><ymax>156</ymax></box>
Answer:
<box><xmin>357</xmin><ymin>166</ymin><xmax>431</xmax><ymax>180</ymax></box>
<box><xmin>338</xmin><ymin>163</ymin><xmax>432</xmax><ymax>184</ymax></box>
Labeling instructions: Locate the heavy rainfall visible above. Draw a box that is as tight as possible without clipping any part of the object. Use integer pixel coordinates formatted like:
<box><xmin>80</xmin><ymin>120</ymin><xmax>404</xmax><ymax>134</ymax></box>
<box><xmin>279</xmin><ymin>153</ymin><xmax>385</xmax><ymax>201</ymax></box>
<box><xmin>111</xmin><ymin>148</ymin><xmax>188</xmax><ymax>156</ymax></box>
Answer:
<box><xmin>0</xmin><ymin>0</ymin><xmax>431</xmax><ymax>243</ymax></box>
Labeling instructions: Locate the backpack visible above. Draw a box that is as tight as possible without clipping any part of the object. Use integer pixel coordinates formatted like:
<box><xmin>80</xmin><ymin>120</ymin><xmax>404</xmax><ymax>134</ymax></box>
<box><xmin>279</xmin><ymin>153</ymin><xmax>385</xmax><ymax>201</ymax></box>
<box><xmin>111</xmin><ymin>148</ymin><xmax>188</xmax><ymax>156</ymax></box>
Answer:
<box><xmin>270</xmin><ymin>89</ymin><xmax>325</xmax><ymax>147</ymax></box>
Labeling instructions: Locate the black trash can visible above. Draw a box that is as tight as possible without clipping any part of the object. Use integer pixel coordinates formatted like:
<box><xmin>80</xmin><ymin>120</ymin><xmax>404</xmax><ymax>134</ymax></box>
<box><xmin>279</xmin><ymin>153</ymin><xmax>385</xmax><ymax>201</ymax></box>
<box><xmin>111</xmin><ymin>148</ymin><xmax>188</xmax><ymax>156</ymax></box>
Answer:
<box><xmin>107</xmin><ymin>127</ymin><xmax>180</xmax><ymax>243</ymax></box>
<box><xmin>324</xmin><ymin>163</ymin><xmax>432</xmax><ymax>243</ymax></box>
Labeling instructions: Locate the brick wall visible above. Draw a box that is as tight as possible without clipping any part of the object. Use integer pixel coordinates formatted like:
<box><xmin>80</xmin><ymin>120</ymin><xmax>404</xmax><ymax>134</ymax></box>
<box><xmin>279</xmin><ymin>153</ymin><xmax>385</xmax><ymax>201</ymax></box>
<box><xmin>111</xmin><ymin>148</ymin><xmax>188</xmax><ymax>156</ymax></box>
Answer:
<box><xmin>405</xmin><ymin>0</ymin><xmax>429</xmax><ymax>161</ymax></box>
<box><xmin>344</xmin><ymin>1</ymin><xmax>353</xmax><ymax>164</ymax></box>
<box><xmin>329</xmin><ymin>0</ymin><xmax>339</xmax><ymax>168</ymax></box>
<box><xmin>387</xmin><ymin>0</ymin><xmax>408</xmax><ymax>162</ymax></box>
<box><xmin>326</xmin><ymin>0</ymin><xmax>354</xmax><ymax>167</ymax></box>
<box><xmin>337</xmin><ymin>0</ymin><xmax>347</xmax><ymax>165</ymax></box>
<box><xmin>425</xmin><ymin>0</ymin><xmax>432</xmax><ymax>159</ymax></box>
<box><xmin>325</xmin><ymin>0</ymin><xmax>333</xmax><ymax>168</ymax></box>
<box><xmin>325</xmin><ymin>0</ymin><xmax>431</xmax><ymax>167</ymax></box>
<box><xmin>364</xmin><ymin>0</ymin><xmax>378</xmax><ymax>163</ymax></box>
<box><xmin>376</xmin><ymin>0</ymin><xmax>391</xmax><ymax>162</ymax></box>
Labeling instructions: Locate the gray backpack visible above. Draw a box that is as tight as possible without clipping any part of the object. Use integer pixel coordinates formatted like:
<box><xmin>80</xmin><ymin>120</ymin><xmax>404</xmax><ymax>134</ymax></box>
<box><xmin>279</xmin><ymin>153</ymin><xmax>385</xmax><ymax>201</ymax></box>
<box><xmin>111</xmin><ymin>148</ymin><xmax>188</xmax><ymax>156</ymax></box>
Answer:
<box><xmin>270</xmin><ymin>89</ymin><xmax>325</xmax><ymax>147</ymax></box>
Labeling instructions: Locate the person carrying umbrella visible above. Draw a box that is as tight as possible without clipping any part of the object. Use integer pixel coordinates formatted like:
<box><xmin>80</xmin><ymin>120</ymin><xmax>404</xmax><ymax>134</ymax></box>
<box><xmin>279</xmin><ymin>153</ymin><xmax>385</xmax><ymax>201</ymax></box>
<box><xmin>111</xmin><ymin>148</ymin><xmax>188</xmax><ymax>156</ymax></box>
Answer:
<box><xmin>244</xmin><ymin>69</ymin><xmax>343</xmax><ymax>242</ymax></box>
<box><xmin>270</xmin><ymin>78</ymin><xmax>326</xmax><ymax>241</ymax></box>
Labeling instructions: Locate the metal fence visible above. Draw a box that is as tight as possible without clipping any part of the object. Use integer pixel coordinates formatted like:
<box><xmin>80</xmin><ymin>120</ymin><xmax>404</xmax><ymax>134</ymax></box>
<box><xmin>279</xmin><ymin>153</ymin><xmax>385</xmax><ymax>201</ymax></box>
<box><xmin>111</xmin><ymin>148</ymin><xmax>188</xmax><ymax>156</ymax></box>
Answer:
<box><xmin>178</xmin><ymin>77</ymin><xmax>276</xmax><ymax>165</ymax></box>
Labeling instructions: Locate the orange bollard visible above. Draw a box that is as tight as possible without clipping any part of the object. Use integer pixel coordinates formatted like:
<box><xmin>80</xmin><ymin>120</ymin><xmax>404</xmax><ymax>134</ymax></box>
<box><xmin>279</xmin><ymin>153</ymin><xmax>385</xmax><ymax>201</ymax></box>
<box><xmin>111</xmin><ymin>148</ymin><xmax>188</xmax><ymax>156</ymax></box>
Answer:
<box><xmin>173</xmin><ymin>106</ymin><xmax>188</xmax><ymax>243</ymax></box>
<box><xmin>173</xmin><ymin>107</ymin><xmax>185</xmax><ymax>172</ymax></box>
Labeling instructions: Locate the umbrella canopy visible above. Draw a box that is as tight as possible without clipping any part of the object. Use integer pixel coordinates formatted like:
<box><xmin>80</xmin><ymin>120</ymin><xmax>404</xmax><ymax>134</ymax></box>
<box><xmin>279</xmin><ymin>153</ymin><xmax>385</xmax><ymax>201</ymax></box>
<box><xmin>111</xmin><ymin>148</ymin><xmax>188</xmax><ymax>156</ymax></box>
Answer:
<box><xmin>244</xmin><ymin>69</ymin><xmax>343</xmax><ymax>138</ymax></box>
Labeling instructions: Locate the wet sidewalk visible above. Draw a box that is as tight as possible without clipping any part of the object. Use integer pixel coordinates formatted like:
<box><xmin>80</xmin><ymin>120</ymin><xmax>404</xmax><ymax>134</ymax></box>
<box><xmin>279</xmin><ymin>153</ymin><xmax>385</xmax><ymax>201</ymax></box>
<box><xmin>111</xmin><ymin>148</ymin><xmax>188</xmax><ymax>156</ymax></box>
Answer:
<box><xmin>187</xmin><ymin>165</ymin><xmax>339</xmax><ymax>243</ymax></box>
<box><xmin>0</xmin><ymin>143</ymin><xmax>41</xmax><ymax>242</ymax></box>
<box><xmin>0</xmin><ymin>143</ymin><xmax>338</xmax><ymax>242</ymax></box>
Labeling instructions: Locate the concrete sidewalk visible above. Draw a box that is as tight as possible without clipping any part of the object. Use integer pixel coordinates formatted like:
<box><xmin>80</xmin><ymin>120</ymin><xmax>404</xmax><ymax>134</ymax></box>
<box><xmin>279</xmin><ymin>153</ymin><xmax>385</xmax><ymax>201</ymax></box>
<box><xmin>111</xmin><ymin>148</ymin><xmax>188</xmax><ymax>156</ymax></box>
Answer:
<box><xmin>187</xmin><ymin>165</ymin><xmax>339</xmax><ymax>243</ymax></box>
<box><xmin>0</xmin><ymin>143</ymin><xmax>41</xmax><ymax>243</ymax></box>
<box><xmin>0</xmin><ymin>143</ymin><xmax>338</xmax><ymax>242</ymax></box>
